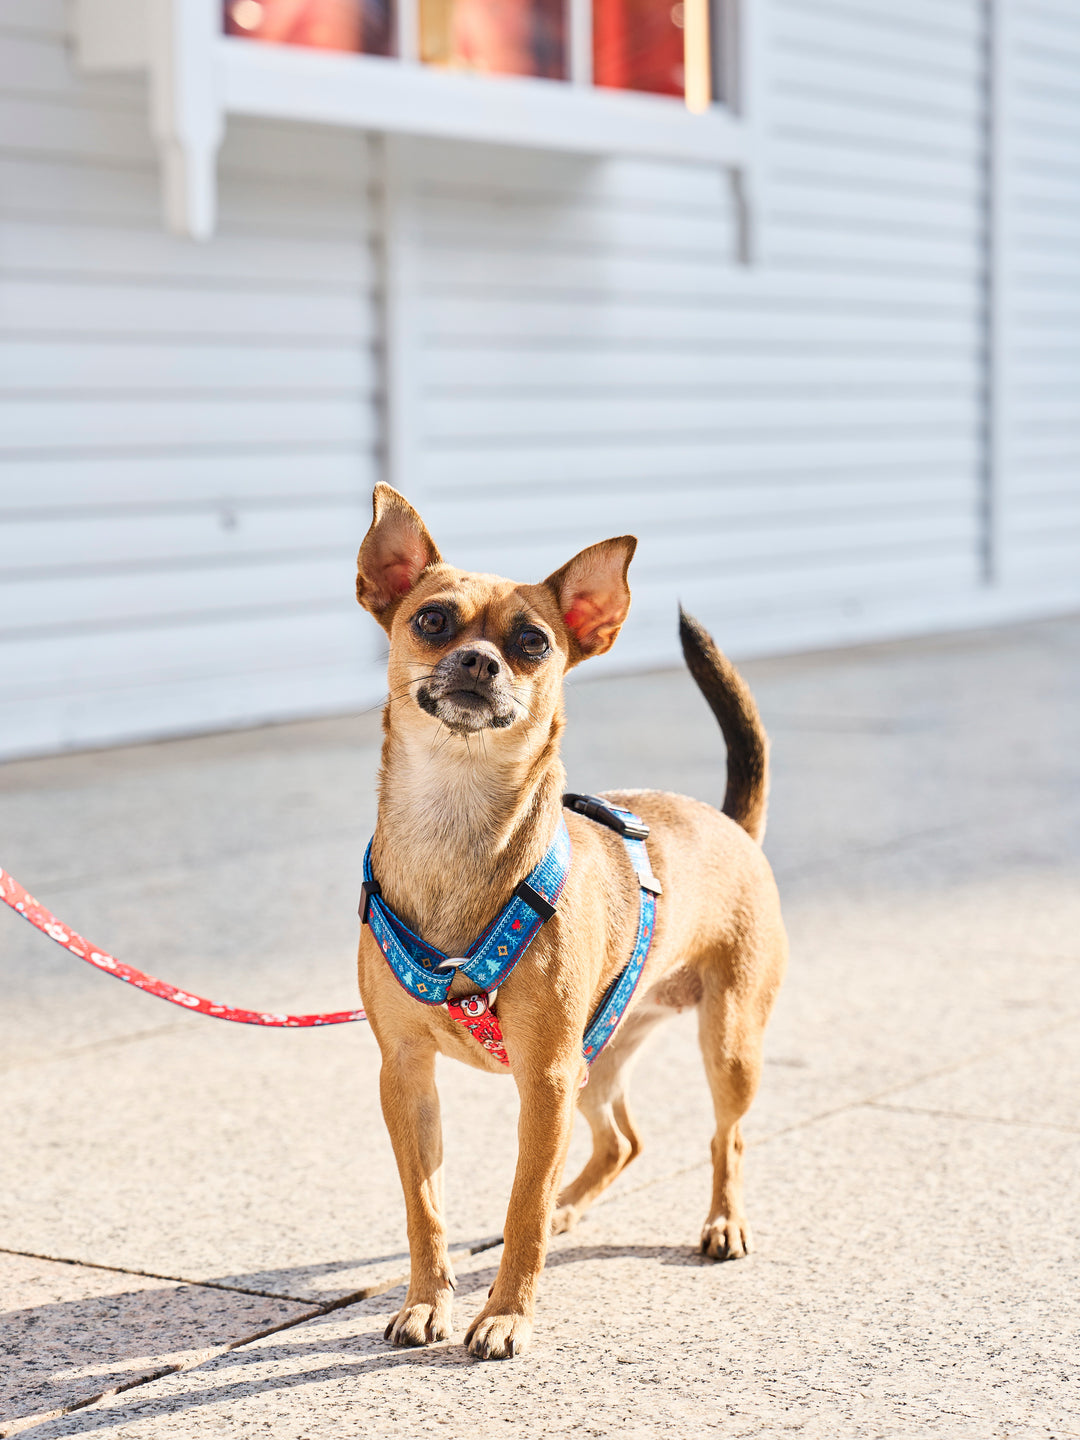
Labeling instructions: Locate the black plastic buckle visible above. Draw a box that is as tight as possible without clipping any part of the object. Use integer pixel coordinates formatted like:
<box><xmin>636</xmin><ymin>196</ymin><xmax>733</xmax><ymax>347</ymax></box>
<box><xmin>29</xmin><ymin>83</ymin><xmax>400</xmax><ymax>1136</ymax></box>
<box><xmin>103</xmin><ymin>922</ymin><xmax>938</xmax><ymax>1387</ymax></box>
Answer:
<box><xmin>514</xmin><ymin>879</ymin><xmax>557</xmax><ymax>922</ymax></box>
<box><xmin>359</xmin><ymin>879</ymin><xmax>382</xmax><ymax>926</ymax></box>
<box><xmin>563</xmin><ymin>792</ymin><xmax>650</xmax><ymax>841</ymax></box>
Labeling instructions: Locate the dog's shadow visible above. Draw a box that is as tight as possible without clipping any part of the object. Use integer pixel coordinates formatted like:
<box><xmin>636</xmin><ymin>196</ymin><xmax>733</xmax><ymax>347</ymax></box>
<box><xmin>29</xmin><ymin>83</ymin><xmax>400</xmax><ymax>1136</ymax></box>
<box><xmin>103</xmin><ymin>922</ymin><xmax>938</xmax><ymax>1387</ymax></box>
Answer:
<box><xmin>6</xmin><ymin>1240</ymin><xmax>718</xmax><ymax>1436</ymax></box>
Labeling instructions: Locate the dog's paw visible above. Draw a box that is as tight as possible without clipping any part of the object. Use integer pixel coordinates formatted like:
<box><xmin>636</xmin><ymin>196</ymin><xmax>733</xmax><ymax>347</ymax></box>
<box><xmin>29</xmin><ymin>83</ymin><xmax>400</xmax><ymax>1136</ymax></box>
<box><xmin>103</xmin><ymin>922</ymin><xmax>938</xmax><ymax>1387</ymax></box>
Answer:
<box><xmin>550</xmin><ymin>1202</ymin><xmax>580</xmax><ymax>1235</ymax></box>
<box><xmin>384</xmin><ymin>1297</ymin><xmax>453</xmax><ymax>1347</ymax></box>
<box><xmin>700</xmin><ymin>1215</ymin><xmax>753</xmax><ymax>1262</ymax></box>
<box><xmin>464</xmin><ymin>1309</ymin><xmax>532</xmax><ymax>1360</ymax></box>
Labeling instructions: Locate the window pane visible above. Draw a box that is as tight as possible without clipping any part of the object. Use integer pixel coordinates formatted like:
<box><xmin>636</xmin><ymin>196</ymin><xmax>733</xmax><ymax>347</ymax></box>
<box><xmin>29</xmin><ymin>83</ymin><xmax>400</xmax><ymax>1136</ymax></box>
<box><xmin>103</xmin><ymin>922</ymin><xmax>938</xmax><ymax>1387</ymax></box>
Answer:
<box><xmin>593</xmin><ymin>0</ymin><xmax>687</xmax><ymax>99</ymax></box>
<box><xmin>420</xmin><ymin>0</ymin><xmax>566</xmax><ymax>80</ymax></box>
<box><xmin>223</xmin><ymin>0</ymin><xmax>394</xmax><ymax>56</ymax></box>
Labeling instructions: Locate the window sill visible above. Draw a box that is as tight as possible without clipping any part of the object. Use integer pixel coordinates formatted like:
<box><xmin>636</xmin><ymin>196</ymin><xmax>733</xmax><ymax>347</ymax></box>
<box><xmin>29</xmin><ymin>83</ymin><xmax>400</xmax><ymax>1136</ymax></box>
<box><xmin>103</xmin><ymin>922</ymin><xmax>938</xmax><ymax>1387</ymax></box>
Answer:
<box><xmin>222</xmin><ymin>38</ymin><xmax>749</xmax><ymax>167</ymax></box>
<box><xmin>75</xmin><ymin>0</ymin><xmax>760</xmax><ymax>247</ymax></box>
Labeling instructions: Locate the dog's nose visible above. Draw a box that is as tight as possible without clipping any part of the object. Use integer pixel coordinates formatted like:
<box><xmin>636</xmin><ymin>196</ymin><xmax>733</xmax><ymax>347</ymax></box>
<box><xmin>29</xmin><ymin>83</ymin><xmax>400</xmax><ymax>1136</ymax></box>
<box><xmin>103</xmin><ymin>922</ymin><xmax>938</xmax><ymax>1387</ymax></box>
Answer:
<box><xmin>459</xmin><ymin>649</ymin><xmax>501</xmax><ymax>680</ymax></box>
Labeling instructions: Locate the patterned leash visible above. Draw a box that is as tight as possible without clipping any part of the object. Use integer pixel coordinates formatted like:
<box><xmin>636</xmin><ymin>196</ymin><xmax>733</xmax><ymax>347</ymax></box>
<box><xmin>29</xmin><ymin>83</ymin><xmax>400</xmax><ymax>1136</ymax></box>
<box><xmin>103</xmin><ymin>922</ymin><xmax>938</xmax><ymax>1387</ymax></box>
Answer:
<box><xmin>0</xmin><ymin>866</ymin><xmax>366</xmax><ymax>1028</ymax></box>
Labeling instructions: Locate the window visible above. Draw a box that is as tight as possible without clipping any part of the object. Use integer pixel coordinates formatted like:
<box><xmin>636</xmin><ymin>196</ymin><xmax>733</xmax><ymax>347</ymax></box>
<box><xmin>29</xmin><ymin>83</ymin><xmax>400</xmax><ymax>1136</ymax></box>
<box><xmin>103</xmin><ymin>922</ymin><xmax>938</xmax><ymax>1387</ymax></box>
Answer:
<box><xmin>220</xmin><ymin>0</ymin><xmax>714</xmax><ymax>110</ymax></box>
<box><xmin>224</xmin><ymin>1</ymin><xmax>395</xmax><ymax>56</ymax></box>
<box><xmin>75</xmin><ymin>0</ymin><xmax>756</xmax><ymax>243</ymax></box>
<box><xmin>419</xmin><ymin>0</ymin><xmax>567</xmax><ymax>79</ymax></box>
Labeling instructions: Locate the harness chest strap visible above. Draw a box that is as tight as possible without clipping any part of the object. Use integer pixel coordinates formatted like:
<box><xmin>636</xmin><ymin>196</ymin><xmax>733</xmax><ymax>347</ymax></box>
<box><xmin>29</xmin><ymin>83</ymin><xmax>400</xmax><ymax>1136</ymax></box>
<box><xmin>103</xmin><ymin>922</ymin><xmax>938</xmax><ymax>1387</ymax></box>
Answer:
<box><xmin>360</xmin><ymin>794</ymin><xmax>661</xmax><ymax>1067</ymax></box>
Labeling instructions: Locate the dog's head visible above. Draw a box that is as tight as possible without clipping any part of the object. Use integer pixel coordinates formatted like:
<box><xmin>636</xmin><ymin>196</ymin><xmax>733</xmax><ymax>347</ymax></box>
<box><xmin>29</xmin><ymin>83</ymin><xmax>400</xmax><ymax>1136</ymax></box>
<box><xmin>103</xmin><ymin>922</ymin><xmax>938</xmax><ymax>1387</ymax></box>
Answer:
<box><xmin>356</xmin><ymin>484</ymin><xmax>636</xmax><ymax>741</ymax></box>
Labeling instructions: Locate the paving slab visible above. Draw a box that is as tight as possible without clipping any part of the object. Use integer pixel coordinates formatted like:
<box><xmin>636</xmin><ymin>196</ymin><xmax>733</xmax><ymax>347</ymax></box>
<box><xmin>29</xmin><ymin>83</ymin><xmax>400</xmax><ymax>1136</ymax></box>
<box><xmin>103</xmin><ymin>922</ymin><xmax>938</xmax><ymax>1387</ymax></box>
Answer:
<box><xmin>2</xmin><ymin>613</ymin><xmax>1079</xmax><ymax>1436</ymax></box>
<box><xmin>0</xmin><ymin>1021</ymin><xmax>512</xmax><ymax>1303</ymax></box>
<box><xmin>3</xmin><ymin>919</ymin><xmax>1076</xmax><ymax>1305</ymax></box>
<box><xmin>874</xmin><ymin>1017</ymin><xmax>1080</xmax><ymax>1132</ymax></box>
<box><xmin>18</xmin><ymin>1103</ymin><xmax>1079</xmax><ymax>1439</ymax></box>
<box><xmin>0</xmin><ymin>715</ymin><xmax>383</xmax><ymax>895</ymax></box>
<box><xmin>0</xmin><ymin>1251</ymin><xmax>311</xmax><ymax>1430</ymax></box>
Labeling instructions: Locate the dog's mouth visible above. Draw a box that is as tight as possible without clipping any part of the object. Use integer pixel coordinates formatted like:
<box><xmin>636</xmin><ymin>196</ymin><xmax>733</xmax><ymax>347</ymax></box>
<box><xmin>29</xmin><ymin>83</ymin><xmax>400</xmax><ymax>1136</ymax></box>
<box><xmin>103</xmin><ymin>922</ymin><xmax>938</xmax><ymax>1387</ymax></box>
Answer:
<box><xmin>416</xmin><ymin>685</ymin><xmax>515</xmax><ymax>734</ymax></box>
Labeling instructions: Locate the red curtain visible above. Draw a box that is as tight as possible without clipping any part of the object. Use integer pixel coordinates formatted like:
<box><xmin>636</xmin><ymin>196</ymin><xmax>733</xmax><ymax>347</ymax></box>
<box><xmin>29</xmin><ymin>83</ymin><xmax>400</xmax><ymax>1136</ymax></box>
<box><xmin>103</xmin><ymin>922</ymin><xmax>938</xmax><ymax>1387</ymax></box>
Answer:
<box><xmin>593</xmin><ymin>0</ymin><xmax>684</xmax><ymax>97</ymax></box>
<box><xmin>223</xmin><ymin>0</ymin><xmax>393</xmax><ymax>56</ymax></box>
<box><xmin>420</xmin><ymin>0</ymin><xmax>565</xmax><ymax>80</ymax></box>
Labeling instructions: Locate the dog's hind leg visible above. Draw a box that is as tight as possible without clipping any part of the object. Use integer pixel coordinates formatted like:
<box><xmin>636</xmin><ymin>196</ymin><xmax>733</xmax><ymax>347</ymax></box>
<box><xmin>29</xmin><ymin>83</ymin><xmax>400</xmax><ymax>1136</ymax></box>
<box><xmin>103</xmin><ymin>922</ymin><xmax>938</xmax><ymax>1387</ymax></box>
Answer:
<box><xmin>551</xmin><ymin>1001</ymin><xmax>670</xmax><ymax>1234</ymax></box>
<box><xmin>697</xmin><ymin>923</ymin><xmax>786</xmax><ymax>1261</ymax></box>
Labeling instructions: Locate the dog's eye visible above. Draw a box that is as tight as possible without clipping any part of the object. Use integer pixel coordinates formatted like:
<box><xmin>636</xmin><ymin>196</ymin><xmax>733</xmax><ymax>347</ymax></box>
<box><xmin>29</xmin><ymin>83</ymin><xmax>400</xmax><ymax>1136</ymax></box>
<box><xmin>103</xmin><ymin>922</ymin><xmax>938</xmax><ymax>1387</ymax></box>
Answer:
<box><xmin>518</xmin><ymin>628</ymin><xmax>549</xmax><ymax>658</ymax></box>
<box><xmin>415</xmin><ymin>608</ymin><xmax>447</xmax><ymax>637</ymax></box>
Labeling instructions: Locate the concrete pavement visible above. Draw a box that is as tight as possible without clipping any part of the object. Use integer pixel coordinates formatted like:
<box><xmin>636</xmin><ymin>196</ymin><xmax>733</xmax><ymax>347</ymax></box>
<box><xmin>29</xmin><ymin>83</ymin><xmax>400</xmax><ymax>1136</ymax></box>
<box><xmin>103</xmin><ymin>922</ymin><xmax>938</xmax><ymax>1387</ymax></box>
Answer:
<box><xmin>1</xmin><ymin>614</ymin><xmax>1078</xmax><ymax>1437</ymax></box>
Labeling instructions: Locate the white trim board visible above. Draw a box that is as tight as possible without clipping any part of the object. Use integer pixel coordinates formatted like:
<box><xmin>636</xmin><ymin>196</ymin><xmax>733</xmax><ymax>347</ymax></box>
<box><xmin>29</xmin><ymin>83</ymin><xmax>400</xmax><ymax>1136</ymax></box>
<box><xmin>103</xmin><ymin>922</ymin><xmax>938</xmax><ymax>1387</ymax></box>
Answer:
<box><xmin>74</xmin><ymin>0</ymin><xmax>762</xmax><ymax>245</ymax></box>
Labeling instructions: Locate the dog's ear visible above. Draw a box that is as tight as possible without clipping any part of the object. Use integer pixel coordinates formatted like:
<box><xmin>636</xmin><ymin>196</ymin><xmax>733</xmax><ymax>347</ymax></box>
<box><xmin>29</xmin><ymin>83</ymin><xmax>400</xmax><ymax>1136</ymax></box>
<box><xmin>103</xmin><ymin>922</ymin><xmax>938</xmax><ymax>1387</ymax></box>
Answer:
<box><xmin>356</xmin><ymin>484</ymin><xmax>442</xmax><ymax>630</ymax></box>
<box><xmin>544</xmin><ymin>536</ymin><xmax>636</xmax><ymax>662</ymax></box>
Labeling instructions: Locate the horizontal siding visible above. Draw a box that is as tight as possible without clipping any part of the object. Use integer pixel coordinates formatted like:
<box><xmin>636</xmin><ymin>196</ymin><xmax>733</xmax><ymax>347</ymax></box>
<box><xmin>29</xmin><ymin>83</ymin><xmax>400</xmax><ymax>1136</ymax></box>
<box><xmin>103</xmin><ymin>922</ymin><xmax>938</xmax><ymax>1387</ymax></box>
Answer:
<box><xmin>0</xmin><ymin>451</ymin><xmax>377</xmax><ymax>511</ymax></box>
<box><xmin>1</xmin><ymin>398</ymin><xmax>376</xmax><ymax>451</ymax></box>
<box><xmin>0</xmin><ymin>339</ymin><xmax>377</xmax><ymax>392</ymax></box>
<box><xmin>3</xmin><ymin>0</ymin><xmax>1077</xmax><ymax>757</ymax></box>
<box><xmin>1004</xmin><ymin>1</ymin><xmax>1080</xmax><ymax>586</ymax></box>
<box><xmin>407</xmin><ymin>0</ymin><xmax>988</xmax><ymax>668</ymax></box>
<box><xmin>422</xmin><ymin>434</ymin><xmax>982</xmax><ymax>490</ymax></box>
<box><xmin>0</xmin><ymin>13</ymin><xmax>381</xmax><ymax>757</ymax></box>
<box><xmin>0</xmin><ymin>615</ymin><xmax>368</xmax><ymax>759</ymax></box>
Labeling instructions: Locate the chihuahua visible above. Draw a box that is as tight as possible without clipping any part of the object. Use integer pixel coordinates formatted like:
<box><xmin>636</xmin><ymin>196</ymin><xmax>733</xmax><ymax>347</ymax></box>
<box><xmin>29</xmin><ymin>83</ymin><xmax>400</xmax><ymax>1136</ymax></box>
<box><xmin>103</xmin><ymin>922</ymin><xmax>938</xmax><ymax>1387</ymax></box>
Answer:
<box><xmin>355</xmin><ymin>484</ymin><xmax>787</xmax><ymax>1360</ymax></box>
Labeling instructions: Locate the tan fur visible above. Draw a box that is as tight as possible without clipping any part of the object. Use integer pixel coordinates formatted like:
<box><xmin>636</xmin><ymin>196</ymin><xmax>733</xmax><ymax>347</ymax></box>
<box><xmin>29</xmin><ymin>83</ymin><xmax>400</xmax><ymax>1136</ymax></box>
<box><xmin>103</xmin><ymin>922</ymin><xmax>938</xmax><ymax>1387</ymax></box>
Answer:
<box><xmin>355</xmin><ymin>484</ymin><xmax>788</xmax><ymax>1360</ymax></box>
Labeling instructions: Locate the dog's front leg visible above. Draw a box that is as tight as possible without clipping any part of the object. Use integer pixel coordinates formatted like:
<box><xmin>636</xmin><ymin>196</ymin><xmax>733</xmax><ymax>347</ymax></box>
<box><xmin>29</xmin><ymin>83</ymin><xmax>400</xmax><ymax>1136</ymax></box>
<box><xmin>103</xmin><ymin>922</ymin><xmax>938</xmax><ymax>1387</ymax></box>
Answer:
<box><xmin>465</xmin><ymin>1061</ymin><xmax>581</xmax><ymax>1359</ymax></box>
<box><xmin>379</xmin><ymin>1038</ymin><xmax>455</xmax><ymax>1346</ymax></box>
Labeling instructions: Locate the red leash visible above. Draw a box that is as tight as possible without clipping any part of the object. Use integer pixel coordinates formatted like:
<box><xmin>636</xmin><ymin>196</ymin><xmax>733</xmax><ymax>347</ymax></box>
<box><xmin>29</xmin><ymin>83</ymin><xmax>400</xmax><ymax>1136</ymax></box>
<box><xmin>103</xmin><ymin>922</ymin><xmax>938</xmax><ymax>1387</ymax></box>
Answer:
<box><xmin>0</xmin><ymin>866</ymin><xmax>366</xmax><ymax>1028</ymax></box>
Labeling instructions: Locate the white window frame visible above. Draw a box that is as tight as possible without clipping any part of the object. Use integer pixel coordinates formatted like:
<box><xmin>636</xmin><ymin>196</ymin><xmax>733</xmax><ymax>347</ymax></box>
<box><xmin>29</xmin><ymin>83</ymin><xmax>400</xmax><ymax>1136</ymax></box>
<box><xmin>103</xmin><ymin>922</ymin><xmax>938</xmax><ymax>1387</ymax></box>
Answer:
<box><xmin>75</xmin><ymin>0</ymin><xmax>763</xmax><ymax>252</ymax></box>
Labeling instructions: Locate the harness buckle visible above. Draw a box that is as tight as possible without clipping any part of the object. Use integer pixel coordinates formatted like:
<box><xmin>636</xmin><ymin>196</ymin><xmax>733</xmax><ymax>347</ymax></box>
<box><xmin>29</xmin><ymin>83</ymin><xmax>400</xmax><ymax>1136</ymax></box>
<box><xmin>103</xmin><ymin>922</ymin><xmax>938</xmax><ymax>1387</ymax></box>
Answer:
<box><xmin>563</xmin><ymin>793</ymin><xmax>650</xmax><ymax>841</ymax></box>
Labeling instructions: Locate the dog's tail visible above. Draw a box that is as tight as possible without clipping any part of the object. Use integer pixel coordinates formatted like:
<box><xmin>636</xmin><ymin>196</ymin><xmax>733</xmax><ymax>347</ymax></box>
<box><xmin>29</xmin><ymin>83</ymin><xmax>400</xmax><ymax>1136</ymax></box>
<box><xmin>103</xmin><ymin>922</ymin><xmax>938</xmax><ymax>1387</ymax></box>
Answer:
<box><xmin>679</xmin><ymin>607</ymin><xmax>769</xmax><ymax>844</ymax></box>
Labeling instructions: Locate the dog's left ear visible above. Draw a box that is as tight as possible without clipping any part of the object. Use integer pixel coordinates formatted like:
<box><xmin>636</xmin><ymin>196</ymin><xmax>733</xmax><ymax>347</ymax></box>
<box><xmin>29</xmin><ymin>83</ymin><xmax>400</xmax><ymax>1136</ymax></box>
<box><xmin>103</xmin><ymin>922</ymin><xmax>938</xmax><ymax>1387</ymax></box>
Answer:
<box><xmin>544</xmin><ymin>536</ymin><xmax>637</xmax><ymax>662</ymax></box>
<box><xmin>356</xmin><ymin>484</ymin><xmax>442</xmax><ymax>631</ymax></box>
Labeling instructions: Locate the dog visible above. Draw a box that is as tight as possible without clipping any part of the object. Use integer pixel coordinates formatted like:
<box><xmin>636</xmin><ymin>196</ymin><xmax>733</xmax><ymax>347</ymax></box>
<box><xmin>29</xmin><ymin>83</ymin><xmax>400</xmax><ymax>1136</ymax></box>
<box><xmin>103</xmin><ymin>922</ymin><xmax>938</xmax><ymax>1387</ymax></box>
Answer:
<box><xmin>355</xmin><ymin>484</ymin><xmax>787</xmax><ymax>1360</ymax></box>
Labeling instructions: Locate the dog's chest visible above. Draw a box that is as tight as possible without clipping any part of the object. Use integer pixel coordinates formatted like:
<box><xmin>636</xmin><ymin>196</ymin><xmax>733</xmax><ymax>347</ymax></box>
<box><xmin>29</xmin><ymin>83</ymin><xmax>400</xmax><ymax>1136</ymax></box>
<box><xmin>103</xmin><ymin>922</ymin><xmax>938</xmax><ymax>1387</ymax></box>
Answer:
<box><xmin>380</xmin><ymin>757</ymin><xmax>524</xmax><ymax>945</ymax></box>
<box><xmin>390</xmin><ymin>744</ymin><xmax>522</xmax><ymax>842</ymax></box>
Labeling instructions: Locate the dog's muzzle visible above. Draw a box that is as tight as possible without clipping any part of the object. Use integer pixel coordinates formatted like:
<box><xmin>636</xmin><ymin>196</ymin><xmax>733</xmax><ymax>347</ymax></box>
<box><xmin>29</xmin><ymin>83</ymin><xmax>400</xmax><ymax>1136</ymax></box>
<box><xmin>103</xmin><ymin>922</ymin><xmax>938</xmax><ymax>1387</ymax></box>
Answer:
<box><xmin>417</xmin><ymin>643</ymin><xmax>516</xmax><ymax>732</ymax></box>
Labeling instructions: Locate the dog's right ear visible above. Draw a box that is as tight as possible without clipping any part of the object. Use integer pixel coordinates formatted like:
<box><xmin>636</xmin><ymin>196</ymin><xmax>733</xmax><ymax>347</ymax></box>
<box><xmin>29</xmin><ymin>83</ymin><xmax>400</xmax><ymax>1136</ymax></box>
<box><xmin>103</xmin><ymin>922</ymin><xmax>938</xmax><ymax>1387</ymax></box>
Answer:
<box><xmin>356</xmin><ymin>484</ymin><xmax>442</xmax><ymax>631</ymax></box>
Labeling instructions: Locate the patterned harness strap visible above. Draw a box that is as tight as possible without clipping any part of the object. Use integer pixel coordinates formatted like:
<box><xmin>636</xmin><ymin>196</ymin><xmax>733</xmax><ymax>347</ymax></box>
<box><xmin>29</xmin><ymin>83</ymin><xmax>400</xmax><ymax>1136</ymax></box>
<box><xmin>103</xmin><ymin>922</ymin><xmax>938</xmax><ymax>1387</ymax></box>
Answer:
<box><xmin>360</xmin><ymin>794</ymin><xmax>661</xmax><ymax>1069</ymax></box>
<box><xmin>563</xmin><ymin>795</ymin><xmax>663</xmax><ymax>1063</ymax></box>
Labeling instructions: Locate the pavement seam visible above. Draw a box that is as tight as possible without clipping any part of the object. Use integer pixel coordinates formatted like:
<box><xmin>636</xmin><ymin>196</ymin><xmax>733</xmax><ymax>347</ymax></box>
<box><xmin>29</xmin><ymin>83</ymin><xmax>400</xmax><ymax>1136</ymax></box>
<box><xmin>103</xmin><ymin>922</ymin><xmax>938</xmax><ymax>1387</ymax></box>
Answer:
<box><xmin>583</xmin><ymin>1009</ymin><xmax>1080</xmax><ymax>1213</ymax></box>
<box><xmin>0</xmin><ymin>1234</ymin><xmax>504</xmax><ymax>1307</ymax></box>
<box><xmin>0</xmin><ymin>1235</ymin><xmax>507</xmax><ymax>1438</ymax></box>
<box><xmin>866</xmin><ymin>1101</ymin><xmax>1080</xmax><ymax>1135</ymax></box>
<box><xmin>0</xmin><ymin>1246</ymin><xmax>319</xmax><ymax>1304</ymax></box>
<box><xmin>0</xmin><ymin>1024</ymin><xmax>191</xmax><ymax>1078</ymax></box>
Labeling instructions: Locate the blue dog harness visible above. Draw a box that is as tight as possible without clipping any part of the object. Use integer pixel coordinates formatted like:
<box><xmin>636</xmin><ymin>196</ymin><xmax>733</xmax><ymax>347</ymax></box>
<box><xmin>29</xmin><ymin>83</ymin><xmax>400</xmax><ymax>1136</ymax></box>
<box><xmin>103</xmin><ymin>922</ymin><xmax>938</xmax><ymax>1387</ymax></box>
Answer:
<box><xmin>360</xmin><ymin>794</ymin><xmax>661</xmax><ymax>1069</ymax></box>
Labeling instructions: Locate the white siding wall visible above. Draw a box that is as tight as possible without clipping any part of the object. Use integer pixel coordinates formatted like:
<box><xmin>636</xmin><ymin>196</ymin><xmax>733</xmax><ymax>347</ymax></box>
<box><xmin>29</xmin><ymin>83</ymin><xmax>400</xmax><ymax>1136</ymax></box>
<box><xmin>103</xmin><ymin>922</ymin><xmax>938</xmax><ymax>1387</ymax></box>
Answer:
<box><xmin>1005</xmin><ymin>0</ymin><xmax>1080</xmax><ymax>587</ymax></box>
<box><xmin>1</xmin><ymin>0</ymin><xmax>1078</xmax><ymax>757</ymax></box>
<box><xmin>404</xmin><ymin>0</ymin><xmax>991</xmax><ymax>669</ymax></box>
<box><xmin>0</xmin><ymin>0</ymin><xmax>381</xmax><ymax>756</ymax></box>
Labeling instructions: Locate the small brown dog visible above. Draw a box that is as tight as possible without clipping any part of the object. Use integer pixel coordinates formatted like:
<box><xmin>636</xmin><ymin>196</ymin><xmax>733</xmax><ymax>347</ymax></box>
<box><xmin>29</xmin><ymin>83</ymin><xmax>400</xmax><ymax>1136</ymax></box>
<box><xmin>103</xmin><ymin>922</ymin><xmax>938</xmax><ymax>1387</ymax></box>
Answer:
<box><xmin>355</xmin><ymin>484</ymin><xmax>787</xmax><ymax>1360</ymax></box>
